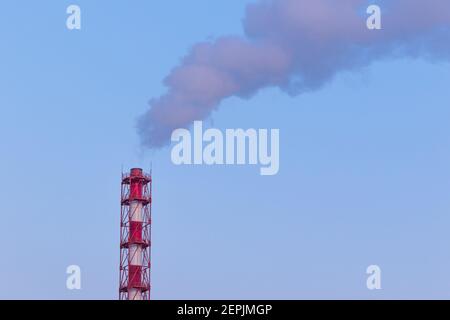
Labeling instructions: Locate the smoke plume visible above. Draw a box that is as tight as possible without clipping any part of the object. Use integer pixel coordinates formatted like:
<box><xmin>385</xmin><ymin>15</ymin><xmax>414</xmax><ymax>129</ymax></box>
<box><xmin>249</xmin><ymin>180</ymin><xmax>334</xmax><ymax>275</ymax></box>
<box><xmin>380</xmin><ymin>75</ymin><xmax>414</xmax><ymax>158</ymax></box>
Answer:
<box><xmin>138</xmin><ymin>0</ymin><xmax>450</xmax><ymax>148</ymax></box>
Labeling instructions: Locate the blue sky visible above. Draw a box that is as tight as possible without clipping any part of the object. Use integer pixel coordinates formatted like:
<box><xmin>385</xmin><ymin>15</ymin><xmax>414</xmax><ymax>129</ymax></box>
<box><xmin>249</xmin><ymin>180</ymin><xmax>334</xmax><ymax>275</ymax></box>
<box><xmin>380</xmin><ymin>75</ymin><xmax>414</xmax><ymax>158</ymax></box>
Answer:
<box><xmin>1</xmin><ymin>1</ymin><xmax>450</xmax><ymax>299</ymax></box>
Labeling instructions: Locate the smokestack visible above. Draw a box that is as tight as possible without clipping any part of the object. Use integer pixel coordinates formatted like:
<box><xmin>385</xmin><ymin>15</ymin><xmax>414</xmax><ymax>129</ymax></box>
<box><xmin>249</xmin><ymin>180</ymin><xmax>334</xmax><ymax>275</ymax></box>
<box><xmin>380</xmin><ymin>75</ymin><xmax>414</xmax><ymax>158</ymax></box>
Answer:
<box><xmin>119</xmin><ymin>168</ymin><xmax>152</xmax><ymax>300</ymax></box>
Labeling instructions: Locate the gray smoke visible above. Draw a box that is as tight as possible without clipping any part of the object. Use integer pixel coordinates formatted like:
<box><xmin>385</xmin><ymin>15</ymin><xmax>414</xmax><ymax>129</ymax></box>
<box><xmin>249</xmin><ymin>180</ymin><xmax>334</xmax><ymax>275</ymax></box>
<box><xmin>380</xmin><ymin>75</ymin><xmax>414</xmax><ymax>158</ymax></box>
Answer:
<box><xmin>138</xmin><ymin>0</ymin><xmax>450</xmax><ymax>148</ymax></box>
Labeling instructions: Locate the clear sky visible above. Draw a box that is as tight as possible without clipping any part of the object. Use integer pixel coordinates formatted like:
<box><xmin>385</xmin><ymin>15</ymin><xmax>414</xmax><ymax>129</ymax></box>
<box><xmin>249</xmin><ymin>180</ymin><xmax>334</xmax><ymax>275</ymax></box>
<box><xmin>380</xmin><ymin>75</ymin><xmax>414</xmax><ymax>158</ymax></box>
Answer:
<box><xmin>1</xmin><ymin>1</ymin><xmax>450</xmax><ymax>299</ymax></box>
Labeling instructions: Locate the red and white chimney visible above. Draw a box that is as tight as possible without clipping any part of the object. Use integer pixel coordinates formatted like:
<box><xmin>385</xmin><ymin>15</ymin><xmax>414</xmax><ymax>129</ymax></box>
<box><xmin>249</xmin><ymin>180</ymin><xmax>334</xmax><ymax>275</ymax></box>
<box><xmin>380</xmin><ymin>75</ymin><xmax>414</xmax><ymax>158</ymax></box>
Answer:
<box><xmin>119</xmin><ymin>168</ymin><xmax>152</xmax><ymax>300</ymax></box>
